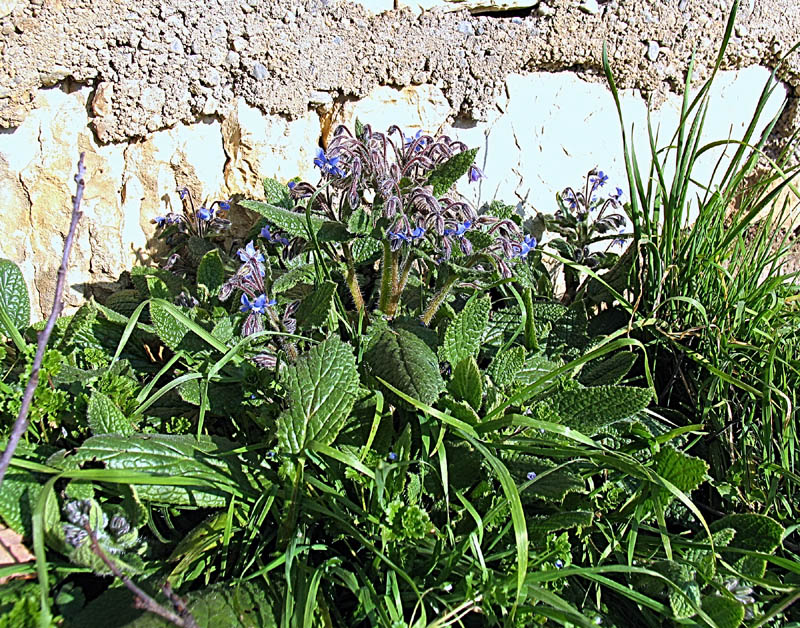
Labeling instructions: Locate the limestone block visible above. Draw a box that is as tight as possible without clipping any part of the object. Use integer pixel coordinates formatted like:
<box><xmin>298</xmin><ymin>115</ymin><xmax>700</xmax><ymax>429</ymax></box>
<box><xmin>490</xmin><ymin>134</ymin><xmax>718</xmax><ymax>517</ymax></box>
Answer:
<box><xmin>221</xmin><ymin>99</ymin><xmax>320</xmax><ymax>196</ymax></box>
<box><xmin>327</xmin><ymin>84</ymin><xmax>452</xmax><ymax>144</ymax></box>
<box><xmin>347</xmin><ymin>0</ymin><xmax>536</xmax><ymax>13</ymax></box>
<box><xmin>450</xmin><ymin>67</ymin><xmax>787</xmax><ymax>223</ymax></box>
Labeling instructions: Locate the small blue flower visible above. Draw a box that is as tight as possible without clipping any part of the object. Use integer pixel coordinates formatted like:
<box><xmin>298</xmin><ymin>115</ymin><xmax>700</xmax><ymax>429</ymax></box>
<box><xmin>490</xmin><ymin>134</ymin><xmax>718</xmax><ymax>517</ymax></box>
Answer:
<box><xmin>405</xmin><ymin>130</ymin><xmax>426</xmax><ymax>152</ymax></box>
<box><xmin>153</xmin><ymin>216</ymin><xmax>168</xmax><ymax>227</ymax></box>
<box><xmin>388</xmin><ymin>452</ymin><xmax>398</xmax><ymax>461</ymax></box>
<box><xmin>388</xmin><ymin>229</ymin><xmax>410</xmax><ymax>250</ymax></box>
<box><xmin>314</xmin><ymin>148</ymin><xmax>344</xmax><ymax>177</ymax></box>
<box><xmin>266</xmin><ymin>450</ymin><xmax>276</xmax><ymax>459</ymax></box>
<box><xmin>409</xmin><ymin>226</ymin><xmax>426</xmax><ymax>240</ymax></box>
<box><xmin>468</xmin><ymin>164</ymin><xmax>485</xmax><ymax>183</ymax></box>
<box><xmin>555</xmin><ymin>559</ymin><xmax>564</xmax><ymax>569</ymax></box>
<box><xmin>515</xmin><ymin>235</ymin><xmax>537</xmax><ymax>258</ymax></box>
<box><xmin>613</xmin><ymin>228</ymin><xmax>627</xmax><ymax>247</ymax></box>
<box><xmin>526</xmin><ymin>471</ymin><xmax>537</xmax><ymax>481</ymax></box>
<box><xmin>217</xmin><ymin>200</ymin><xmax>231</xmax><ymax>211</ymax></box>
<box><xmin>237</xmin><ymin>241</ymin><xmax>265</xmax><ymax>264</ymax></box>
<box><xmin>444</xmin><ymin>220</ymin><xmax>471</xmax><ymax>237</ymax></box>
<box><xmin>260</xmin><ymin>224</ymin><xmax>289</xmax><ymax>246</ymax></box>
<box><xmin>612</xmin><ymin>187</ymin><xmax>624</xmax><ymax>200</ymax></box>
<box><xmin>178</xmin><ymin>187</ymin><xmax>189</xmax><ymax>200</ymax></box>
<box><xmin>240</xmin><ymin>293</ymin><xmax>275</xmax><ymax>314</ymax></box>
<box><xmin>197</xmin><ymin>206</ymin><xmax>213</xmax><ymax>221</ymax></box>
<box><xmin>590</xmin><ymin>171</ymin><xmax>609</xmax><ymax>189</ymax></box>
<box><xmin>288</xmin><ymin>181</ymin><xmax>297</xmax><ymax>190</ymax></box>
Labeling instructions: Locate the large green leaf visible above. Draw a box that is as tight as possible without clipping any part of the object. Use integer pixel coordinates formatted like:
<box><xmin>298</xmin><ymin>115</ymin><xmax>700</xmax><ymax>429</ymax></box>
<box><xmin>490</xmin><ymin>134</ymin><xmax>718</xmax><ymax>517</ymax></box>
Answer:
<box><xmin>0</xmin><ymin>469</ymin><xmax>38</xmax><ymax>536</ymax></box>
<box><xmin>448</xmin><ymin>356</ymin><xmax>482</xmax><ymax>411</ymax></box>
<box><xmin>652</xmin><ymin>445</ymin><xmax>708</xmax><ymax>505</ymax></box>
<box><xmin>239</xmin><ymin>200</ymin><xmax>347</xmax><ymax>243</ymax></box>
<box><xmin>277</xmin><ymin>337</ymin><xmax>359</xmax><ymax>454</ymax></box>
<box><xmin>0</xmin><ymin>258</ymin><xmax>30</xmax><ymax>333</ymax></box>
<box><xmin>197</xmin><ymin>249</ymin><xmax>225</xmax><ymax>295</ymax></box>
<box><xmin>272</xmin><ymin>263</ymin><xmax>317</xmax><ymax>295</ymax></box>
<box><xmin>124</xmin><ymin>582</ymin><xmax>276</xmax><ymax>628</ymax></box>
<box><xmin>365</xmin><ymin>327</ymin><xmax>443</xmax><ymax>408</ymax></box>
<box><xmin>86</xmin><ymin>391</ymin><xmax>134</xmax><ymax>436</ymax></box>
<box><xmin>48</xmin><ymin>434</ymin><xmax>247</xmax><ymax>507</ymax></box>
<box><xmin>263</xmin><ymin>177</ymin><xmax>293</xmax><ymax>209</ymax></box>
<box><xmin>441</xmin><ymin>296</ymin><xmax>490</xmax><ymax>367</ymax></box>
<box><xmin>701</xmin><ymin>595</ymin><xmax>745</xmax><ymax>628</ymax></box>
<box><xmin>488</xmin><ymin>345</ymin><xmax>526</xmax><ymax>388</ymax></box>
<box><xmin>578</xmin><ymin>351</ymin><xmax>638</xmax><ymax>386</ymax></box>
<box><xmin>711</xmin><ymin>513</ymin><xmax>784</xmax><ymax>578</ymax></box>
<box><xmin>147</xmin><ymin>277</ymin><xmax>187</xmax><ymax>350</ymax></box>
<box><xmin>428</xmin><ymin>147</ymin><xmax>479</xmax><ymax>197</ymax></box>
<box><xmin>549</xmin><ymin>385</ymin><xmax>653</xmax><ymax>435</ymax></box>
<box><xmin>294</xmin><ymin>280</ymin><xmax>336</xmax><ymax>329</ymax></box>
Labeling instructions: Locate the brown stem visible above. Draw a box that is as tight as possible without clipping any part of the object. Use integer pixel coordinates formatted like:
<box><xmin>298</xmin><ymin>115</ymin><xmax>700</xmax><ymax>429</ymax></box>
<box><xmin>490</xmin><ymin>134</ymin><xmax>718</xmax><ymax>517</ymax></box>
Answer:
<box><xmin>84</xmin><ymin>524</ymin><xmax>199</xmax><ymax>628</ymax></box>
<box><xmin>0</xmin><ymin>153</ymin><xmax>86</xmax><ymax>488</ymax></box>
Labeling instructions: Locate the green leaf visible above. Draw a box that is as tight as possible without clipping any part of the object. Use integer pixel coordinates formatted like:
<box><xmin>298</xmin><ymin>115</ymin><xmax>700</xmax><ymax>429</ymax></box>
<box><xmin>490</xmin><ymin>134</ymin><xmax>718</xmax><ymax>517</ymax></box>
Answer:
<box><xmin>549</xmin><ymin>385</ymin><xmax>653</xmax><ymax>435</ymax></box>
<box><xmin>239</xmin><ymin>200</ymin><xmax>347</xmax><ymax>242</ymax></box>
<box><xmin>528</xmin><ymin>510</ymin><xmax>593</xmax><ymax>534</ymax></box>
<box><xmin>652</xmin><ymin>445</ymin><xmax>708</xmax><ymax>505</ymax></box>
<box><xmin>263</xmin><ymin>177</ymin><xmax>292</xmax><ymax>209</ymax></box>
<box><xmin>187</xmin><ymin>236</ymin><xmax>215</xmax><ymax>264</ymax></box>
<box><xmin>670</xmin><ymin>579</ymin><xmax>701</xmax><ymax>620</ymax></box>
<box><xmin>148</xmin><ymin>277</ymin><xmax>187</xmax><ymax>350</ymax></box>
<box><xmin>124</xmin><ymin>582</ymin><xmax>276</xmax><ymax>628</ymax></box>
<box><xmin>0</xmin><ymin>469</ymin><xmax>38</xmax><ymax>536</ymax></box>
<box><xmin>294</xmin><ymin>280</ymin><xmax>336</xmax><ymax>329</ymax></box>
<box><xmin>277</xmin><ymin>337</ymin><xmax>360</xmax><ymax>454</ymax></box>
<box><xmin>428</xmin><ymin>147</ymin><xmax>479</xmax><ymax>197</ymax></box>
<box><xmin>365</xmin><ymin>328</ymin><xmax>443</xmax><ymax>408</ymax></box>
<box><xmin>272</xmin><ymin>263</ymin><xmax>317</xmax><ymax>295</ymax></box>
<box><xmin>701</xmin><ymin>595</ymin><xmax>745</xmax><ymax>628</ymax></box>
<box><xmin>130</xmin><ymin>266</ymin><xmax>183</xmax><ymax>297</ymax></box>
<box><xmin>488</xmin><ymin>345</ymin><xmax>526</xmax><ymax>388</ymax></box>
<box><xmin>354</xmin><ymin>117</ymin><xmax>366</xmax><ymax>140</ymax></box>
<box><xmin>87</xmin><ymin>391</ymin><xmax>134</xmax><ymax>436</ymax></box>
<box><xmin>197</xmin><ymin>250</ymin><xmax>225</xmax><ymax>295</ymax></box>
<box><xmin>437</xmin><ymin>397</ymin><xmax>480</xmax><ymax>427</ymax></box>
<box><xmin>514</xmin><ymin>355</ymin><xmax>562</xmax><ymax>388</ymax></box>
<box><xmin>351</xmin><ymin>237</ymin><xmax>382</xmax><ymax>266</ymax></box>
<box><xmin>483</xmin><ymin>200</ymin><xmax>516</xmax><ymax>220</ymax></box>
<box><xmin>448</xmin><ymin>357</ymin><xmax>482</xmax><ymax>411</ymax></box>
<box><xmin>578</xmin><ymin>351</ymin><xmax>638</xmax><ymax>386</ymax></box>
<box><xmin>711</xmin><ymin>513</ymin><xmax>784</xmax><ymax>578</ymax></box>
<box><xmin>347</xmin><ymin>207</ymin><xmax>372</xmax><ymax>235</ymax></box>
<box><xmin>0</xmin><ymin>258</ymin><xmax>30</xmax><ymax>333</ymax></box>
<box><xmin>50</xmin><ymin>434</ymin><xmax>246</xmax><ymax>507</ymax></box>
<box><xmin>441</xmin><ymin>295</ymin><xmax>490</xmax><ymax>366</ymax></box>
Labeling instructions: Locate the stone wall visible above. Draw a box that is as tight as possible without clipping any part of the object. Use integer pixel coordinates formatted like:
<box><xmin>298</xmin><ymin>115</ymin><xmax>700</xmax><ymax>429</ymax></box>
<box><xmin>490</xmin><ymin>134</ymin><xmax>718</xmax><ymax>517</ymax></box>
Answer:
<box><xmin>0</xmin><ymin>0</ymin><xmax>798</xmax><ymax>319</ymax></box>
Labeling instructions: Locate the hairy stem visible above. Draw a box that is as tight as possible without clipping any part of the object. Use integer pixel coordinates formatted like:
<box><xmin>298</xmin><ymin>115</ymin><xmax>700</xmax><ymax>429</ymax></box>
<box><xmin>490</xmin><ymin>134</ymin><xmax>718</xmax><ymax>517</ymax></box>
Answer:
<box><xmin>0</xmin><ymin>153</ymin><xmax>86</xmax><ymax>488</ymax></box>
<box><xmin>85</xmin><ymin>524</ymin><xmax>199</xmax><ymax>628</ymax></box>
<box><xmin>343</xmin><ymin>242</ymin><xmax>365</xmax><ymax>313</ymax></box>
<box><xmin>378</xmin><ymin>241</ymin><xmax>394</xmax><ymax>315</ymax></box>
<box><xmin>420</xmin><ymin>273</ymin><xmax>459</xmax><ymax>326</ymax></box>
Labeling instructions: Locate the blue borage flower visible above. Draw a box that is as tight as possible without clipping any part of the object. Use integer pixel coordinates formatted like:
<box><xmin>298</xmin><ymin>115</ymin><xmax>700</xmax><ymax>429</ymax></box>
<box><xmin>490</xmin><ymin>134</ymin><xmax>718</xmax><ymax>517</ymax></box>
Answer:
<box><xmin>555</xmin><ymin>559</ymin><xmax>564</xmax><ymax>569</ymax></box>
<box><xmin>590</xmin><ymin>170</ymin><xmax>609</xmax><ymax>189</ymax></box>
<box><xmin>314</xmin><ymin>147</ymin><xmax>345</xmax><ymax>177</ymax></box>
<box><xmin>237</xmin><ymin>241</ymin><xmax>265</xmax><ymax>264</ymax></box>
<box><xmin>514</xmin><ymin>234</ymin><xmax>537</xmax><ymax>258</ymax></box>
<box><xmin>387</xmin><ymin>452</ymin><xmax>398</xmax><ymax>461</ymax></box>
<box><xmin>152</xmin><ymin>190</ymin><xmax>231</xmax><ymax>239</ymax></box>
<box><xmin>468</xmin><ymin>164</ymin><xmax>485</xmax><ymax>183</ymax></box>
<box><xmin>260</xmin><ymin>224</ymin><xmax>290</xmax><ymax>246</ymax></box>
<box><xmin>240</xmin><ymin>293</ymin><xmax>275</xmax><ymax>314</ymax></box>
<box><xmin>526</xmin><ymin>471</ymin><xmax>537</xmax><ymax>481</ymax></box>
<box><xmin>404</xmin><ymin>129</ymin><xmax>428</xmax><ymax>153</ymax></box>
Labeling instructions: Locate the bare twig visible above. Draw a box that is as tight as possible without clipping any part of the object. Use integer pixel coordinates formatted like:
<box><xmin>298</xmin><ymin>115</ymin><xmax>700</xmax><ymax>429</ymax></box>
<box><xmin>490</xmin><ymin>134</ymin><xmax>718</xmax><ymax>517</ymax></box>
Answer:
<box><xmin>84</xmin><ymin>524</ymin><xmax>199</xmax><ymax>628</ymax></box>
<box><xmin>0</xmin><ymin>153</ymin><xmax>87</xmax><ymax>487</ymax></box>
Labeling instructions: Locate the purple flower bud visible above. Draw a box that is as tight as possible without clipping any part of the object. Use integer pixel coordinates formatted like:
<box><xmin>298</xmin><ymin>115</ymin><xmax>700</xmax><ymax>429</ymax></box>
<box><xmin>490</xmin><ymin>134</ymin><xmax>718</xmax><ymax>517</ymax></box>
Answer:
<box><xmin>468</xmin><ymin>164</ymin><xmax>485</xmax><ymax>183</ymax></box>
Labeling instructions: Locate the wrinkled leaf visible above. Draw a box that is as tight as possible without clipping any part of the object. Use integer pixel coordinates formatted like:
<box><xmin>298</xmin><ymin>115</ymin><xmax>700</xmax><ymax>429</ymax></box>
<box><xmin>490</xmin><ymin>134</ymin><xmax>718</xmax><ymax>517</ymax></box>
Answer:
<box><xmin>278</xmin><ymin>337</ymin><xmax>359</xmax><ymax>454</ymax></box>
<box><xmin>87</xmin><ymin>391</ymin><xmax>134</xmax><ymax>436</ymax></box>
<box><xmin>549</xmin><ymin>385</ymin><xmax>653</xmax><ymax>435</ymax></box>
<box><xmin>0</xmin><ymin>258</ymin><xmax>30</xmax><ymax>334</ymax></box>
<box><xmin>263</xmin><ymin>177</ymin><xmax>293</xmax><ymax>209</ymax></box>
<box><xmin>197</xmin><ymin>250</ymin><xmax>225</xmax><ymax>295</ymax></box>
<box><xmin>428</xmin><ymin>148</ymin><xmax>479</xmax><ymax>197</ymax></box>
<box><xmin>295</xmin><ymin>280</ymin><xmax>336</xmax><ymax>329</ymax></box>
<box><xmin>441</xmin><ymin>296</ymin><xmax>490</xmax><ymax>367</ymax></box>
<box><xmin>448</xmin><ymin>356</ymin><xmax>482</xmax><ymax>411</ymax></box>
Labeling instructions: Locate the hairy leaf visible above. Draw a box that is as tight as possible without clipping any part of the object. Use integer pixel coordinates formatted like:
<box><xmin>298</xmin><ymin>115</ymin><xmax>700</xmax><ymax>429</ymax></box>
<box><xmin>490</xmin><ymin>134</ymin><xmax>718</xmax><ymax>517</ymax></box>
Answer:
<box><xmin>579</xmin><ymin>351</ymin><xmax>638</xmax><ymax>386</ymax></box>
<box><xmin>0</xmin><ymin>258</ymin><xmax>30</xmax><ymax>333</ymax></box>
<box><xmin>652</xmin><ymin>445</ymin><xmax>708</xmax><ymax>505</ymax></box>
<box><xmin>48</xmin><ymin>434</ymin><xmax>247</xmax><ymax>507</ymax></box>
<box><xmin>488</xmin><ymin>345</ymin><xmax>526</xmax><ymax>388</ymax></box>
<box><xmin>263</xmin><ymin>177</ymin><xmax>293</xmax><ymax>209</ymax></box>
<box><xmin>239</xmin><ymin>200</ymin><xmax>347</xmax><ymax>243</ymax></box>
<box><xmin>197</xmin><ymin>250</ymin><xmax>225</xmax><ymax>295</ymax></box>
<box><xmin>428</xmin><ymin>148</ymin><xmax>479</xmax><ymax>197</ymax></box>
<box><xmin>366</xmin><ymin>327</ymin><xmax>443</xmax><ymax>408</ymax></box>
<box><xmin>528</xmin><ymin>510</ymin><xmax>593</xmax><ymax>534</ymax></box>
<box><xmin>87</xmin><ymin>391</ymin><xmax>134</xmax><ymax>436</ymax></box>
<box><xmin>711</xmin><ymin>513</ymin><xmax>784</xmax><ymax>578</ymax></box>
<box><xmin>549</xmin><ymin>385</ymin><xmax>653</xmax><ymax>435</ymax></box>
<box><xmin>448</xmin><ymin>356</ymin><xmax>482</xmax><ymax>411</ymax></box>
<box><xmin>272</xmin><ymin>263</ymin><xmax>317</xmax><ymax>295</ymax></box>
<box><xmin>701</xmin><ymin>595</ymin><xmax>745</xmax><ymax>628</ymax></box>
<box><xmin>0</xmin><ymin>469</ymin><xmax>37</xmax><ymax>536</ymax></box>
<box><xmin>147</xmin><ymin>277</ymin><xmax>187</xmax><ymax>350</ymax></box>
<box><xmin>295</xmin><ymin>280</ymin><xmax>336</xmax><ymax>329</ymax></box>
<box><xmin>278</xmin><ymin>337</ymin><xmax>359</xmax><ymax>454</ymax></box>
<box><xmin>441</xmin><ymin>296</ymin><xmax>490</xmax><ymax>367</ymax></box>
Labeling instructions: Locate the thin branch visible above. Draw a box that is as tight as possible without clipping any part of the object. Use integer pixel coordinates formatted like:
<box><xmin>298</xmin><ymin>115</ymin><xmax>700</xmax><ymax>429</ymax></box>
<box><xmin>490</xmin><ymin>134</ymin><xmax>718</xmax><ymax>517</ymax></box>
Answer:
<box><xmin>0</xmin><ymin>153</ymin><xmax>86</xmax><ymax>487</ymax></box>
<box><xmin>83</xmin><ymin>524</ymin><xmax>199</xmax><ymax>628</ymax></box>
